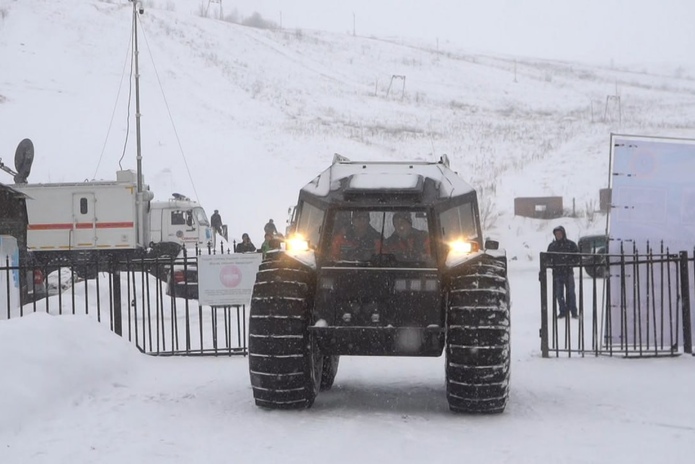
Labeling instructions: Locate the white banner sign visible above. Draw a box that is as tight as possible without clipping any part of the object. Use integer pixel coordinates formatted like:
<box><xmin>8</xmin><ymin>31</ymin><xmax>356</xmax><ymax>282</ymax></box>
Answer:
<box><xmin>197</xmin><ymin>253</ymin><xmax>262</xmax><ymax>306</ymax></box>
<box><xmin>608</xmin><ymin>134</ymin><xmax>695</xmax><ymax>347</ymax></box>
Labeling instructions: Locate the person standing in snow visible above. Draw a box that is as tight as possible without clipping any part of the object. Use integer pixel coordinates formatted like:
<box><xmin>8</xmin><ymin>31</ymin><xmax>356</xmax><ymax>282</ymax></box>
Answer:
<box><xmin>547</xmin><ymin>225</ymin><xmax>579</xmax><ymax>319</ymax></box>
<box><xmin>263</xmin><ymin>219</ymin><xmax>278</xmax><ymax>237</ymax></box>
<box><xmin>260</xmin><ymin>232</ymin><xmax>281</xmax><ymax>258</ymax></box>
<box><xmin>211</xmin><ymin>210</ymin><xmax>223</xmax><ymax>237</ymax></box>
<box><xmin>235</xmin><ymin>233</ymin><xmax>256</xmax><ymax>253</ymax></box>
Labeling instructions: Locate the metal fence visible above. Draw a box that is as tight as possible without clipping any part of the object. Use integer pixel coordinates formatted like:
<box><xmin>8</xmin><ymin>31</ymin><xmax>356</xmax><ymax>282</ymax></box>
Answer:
<box><xmin>540</xmin><ymin>244</ymin><xmax>693</xmax><ymax>358</ymax></box>
<box><xmin>1</xmin><ymin>249</ymin><xmax>247</xmax><ymax>357</ymax></box>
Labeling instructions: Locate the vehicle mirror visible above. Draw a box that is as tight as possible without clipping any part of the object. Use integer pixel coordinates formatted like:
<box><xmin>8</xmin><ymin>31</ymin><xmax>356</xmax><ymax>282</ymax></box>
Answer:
<box><xmin>484</xmin><ymin>239</ymin><xmax>499</xmax><ymax>250</ymax></box>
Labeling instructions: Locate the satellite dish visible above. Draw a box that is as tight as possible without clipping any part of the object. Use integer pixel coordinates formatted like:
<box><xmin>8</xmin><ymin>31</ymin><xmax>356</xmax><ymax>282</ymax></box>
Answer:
<box><xmin>13</xmin><ymin>138</ymin><xmax>34</xmax><ymax>184</ymax></box>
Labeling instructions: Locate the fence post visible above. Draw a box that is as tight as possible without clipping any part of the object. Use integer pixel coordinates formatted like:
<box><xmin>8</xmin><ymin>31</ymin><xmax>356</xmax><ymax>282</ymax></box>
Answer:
<box><xmin>679</xmin><ymin>251</ymin><xmax>692</xmax><ymax>354</ymax></box>
<box><xmin>539</xmin><ymin>252</ymin><xmax>549</xmax><ymax>358</ymax></box>
<box><xmin>112</xmin><ymin>269</ymin><xmax>122</xmax><ymax>337</ymax></box>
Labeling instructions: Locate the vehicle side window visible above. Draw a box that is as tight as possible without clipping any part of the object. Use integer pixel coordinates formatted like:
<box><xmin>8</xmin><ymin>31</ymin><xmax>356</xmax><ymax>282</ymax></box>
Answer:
<box><xmin>440</xmin><ymin>203</ymin><xmax>478</xmax><ymax>241</ymax></box>
<box><xmin>582</xmin><ymin>237</ymin><xmax>607</xmax><ymax>253</ymax></box>
<box><xmin>171</xmin><ymin>211</ymin><xmax>186</xmax><ymax>225</ymax></box>
<box><xmin>297</xmin><ymin>201</ymin><xmax>325</xmax><ymax>248</ymax></box>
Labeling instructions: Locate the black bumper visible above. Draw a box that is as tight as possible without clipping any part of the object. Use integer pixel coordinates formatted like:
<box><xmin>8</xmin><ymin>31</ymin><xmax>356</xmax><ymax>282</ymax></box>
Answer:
<box><xmin>309</xmin><ymin>326</ymin><xmax>444</xmax><ymax>356</ymax></box>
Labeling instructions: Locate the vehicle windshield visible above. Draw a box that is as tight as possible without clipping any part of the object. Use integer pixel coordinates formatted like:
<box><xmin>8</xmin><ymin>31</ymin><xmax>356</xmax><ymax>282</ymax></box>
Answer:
<box><xmin>194</xmin><ymin>207</ymin><xmax>209</xmax><ymax>226</ymax></box>
<box><xmin>579</xmin><ymin>236</ymin><xmax>607</xmax><ymax>253</ymax></box>
<box><xmin>325</xmin><ymin>209</ymin><xmax>434</xmax><ymax>267</ymax></box>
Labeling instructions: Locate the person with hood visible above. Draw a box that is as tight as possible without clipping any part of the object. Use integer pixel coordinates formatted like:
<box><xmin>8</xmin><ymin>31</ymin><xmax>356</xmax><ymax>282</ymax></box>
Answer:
<box><xmin>235</xmin><ymin>233</ymin><xmax>256</xmax><ymax>253</ymax></box>
<box><xmin>547</xmin><ymin>225</ymin><xmax>579</xmax><ymax>318</ymax></box>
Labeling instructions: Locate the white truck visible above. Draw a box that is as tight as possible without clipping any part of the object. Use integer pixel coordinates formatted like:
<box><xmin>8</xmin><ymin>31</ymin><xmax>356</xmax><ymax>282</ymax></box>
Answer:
<box><xmin>11</xmin><ymin>170</ymin><xmax>213</xmax><ymax>265</ymax></box>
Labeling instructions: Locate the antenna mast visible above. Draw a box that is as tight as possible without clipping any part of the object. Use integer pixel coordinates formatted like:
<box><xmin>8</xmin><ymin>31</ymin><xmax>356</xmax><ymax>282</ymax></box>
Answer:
<box><xmin>131</xmin><ymin>0</ymin><xmax>147</xmax><ymax>248</ymax></box>
<box><xmin>132</xmin><ymin>0</ymin><xmax>143</xmax><ymax>196</ymax></box>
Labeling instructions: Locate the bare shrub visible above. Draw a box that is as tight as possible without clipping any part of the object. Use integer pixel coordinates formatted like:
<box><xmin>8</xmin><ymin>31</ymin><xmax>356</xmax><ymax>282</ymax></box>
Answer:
<box><xmin>242</xmin><ymin>12</ymin><xmax>278</xmax><ymax>30</ymax></box>
<box><xmin>478</xmin><ymin>192</ymin><xmax>501</xmax><ymax>231</ymax></box>
<box><xmin>197</xmin><ymin>2</ymin><xmax>206</xmax><ymax>17</ymax></box>
<box><xmin>583</xmin><ymin>199</ymin><xmax>598</xmax><ymax>227</ymax></box>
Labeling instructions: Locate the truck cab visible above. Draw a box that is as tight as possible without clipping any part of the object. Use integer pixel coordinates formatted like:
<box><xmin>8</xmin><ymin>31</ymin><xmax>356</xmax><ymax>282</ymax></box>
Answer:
<box><xmin>149</xmin><ymin>195</ymin><xmax>212</xmax><ymax>250</ymax></box>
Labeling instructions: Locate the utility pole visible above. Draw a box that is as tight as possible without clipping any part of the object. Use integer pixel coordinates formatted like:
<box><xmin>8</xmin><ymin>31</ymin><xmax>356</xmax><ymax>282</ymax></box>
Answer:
<box><xmin>352</xmin><ymin>12</ymin><xmax>356</xmax><ymax>36</ymax></box>
<box><xmin>132</xmin><ymin>1</ymin><xmax>143</xmax><ymax>200</ymax></box>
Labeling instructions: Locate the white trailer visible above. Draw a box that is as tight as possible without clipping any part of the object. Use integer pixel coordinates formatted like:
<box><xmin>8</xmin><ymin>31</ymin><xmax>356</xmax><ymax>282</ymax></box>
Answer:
<box><xmin>12</xmin><ymin>170</ymin><xmax>212</xmax><ymax>263</ymax></box>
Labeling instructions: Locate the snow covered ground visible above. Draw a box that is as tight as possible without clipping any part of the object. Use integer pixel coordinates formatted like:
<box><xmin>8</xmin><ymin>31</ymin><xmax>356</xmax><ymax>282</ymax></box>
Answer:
<box><xmin>2</xmin><ymin>266</ymin><xmax>695</xmax><ymax>463</ymax></box>
<box><xmin>2</xmin><ymin>1</ymin><xmax>695</xmax><ymax>462</ymax></box>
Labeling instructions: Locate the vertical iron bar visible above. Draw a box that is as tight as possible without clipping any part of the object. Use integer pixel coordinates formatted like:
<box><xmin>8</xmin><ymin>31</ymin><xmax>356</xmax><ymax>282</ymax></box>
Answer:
<box><xmin>667</xmin><ymin>254</ymin><xmax>675</xmax><ymax>355</ymax></box>
<box><xmin>645</xmin><ymin>246</ymin><xmax>652</xmax><ymax>352</ymax></box>
<box><xmin>95</xmin><ymin>259</ymin><xmax>101</xmax><ymax>322</ymax></box>
<box><xmin>113</xmin><ymin>268</ymin><xmax>122</xmax><ymax>337</ymax></box>
<box><xmin>143</xmin><ymin>264</ymin><xmax>152</xmax><ymax>352</ymax></box>
<box><xmin>620</xmin><ymin>241</ymin><xmax>628</xmax><ymax>356</ymax></box>
<box><xmin>680</xmin><ymin>251</ymin><xmax>692</xmax><ymax>354</ymax></box>
<box><xmin>578</xmin><ymin>269</ymin><xmax>584</xmax><ymax>356</ymax></box>
<box><xmin>226</xmin><ymin>306</ymin><xmax>232</xmax><ymax>353</ymax></box>
<box><xmin>633</xmin><ymin>243</ymin><xmax>641</xmax><ymax>355</ymax></box>
<box><xmin>212</xmin><ymin>306</ymin><xmax>218</xmax><ymax>355</ymax></box>
<box><xmin>539</xmin><ymin>253</ymin><xmax>549</xmax><ymax>358</ymax></box>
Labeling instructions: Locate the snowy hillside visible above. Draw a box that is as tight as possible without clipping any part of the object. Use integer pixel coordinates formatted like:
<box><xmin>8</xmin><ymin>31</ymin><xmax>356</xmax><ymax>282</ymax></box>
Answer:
<box><xmin>3</xmin><ymin>0</ymin><xmax>695</xmax><ymax>253</ymax></box>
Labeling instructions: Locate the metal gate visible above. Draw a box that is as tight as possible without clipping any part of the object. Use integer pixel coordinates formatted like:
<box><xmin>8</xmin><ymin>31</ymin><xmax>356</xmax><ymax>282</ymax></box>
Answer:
<box><xmin>1</xmin><ymin>252</ymin><xmax>248</xmax><ymax>357</ymax></box>
<box><xmin>540</xmin><ymin>245</ymin><xmax>693</xmax><ymax>357</ymax></box>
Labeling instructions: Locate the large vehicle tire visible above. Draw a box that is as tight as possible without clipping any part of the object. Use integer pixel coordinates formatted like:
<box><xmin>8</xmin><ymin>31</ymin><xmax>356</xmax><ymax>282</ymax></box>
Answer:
<box><xmin>445</xmin><ymin>256</ymin><xmax>511</xmax><ymax>414</ymax></box>
<box><xmin>320</xmin><ymin>355</ymin><xmax>340</xmax><ymax>391</ymax></box>
<box><xmin>248</xmin><ymin>256</ymin><xmax>323</xmax><ymax>409</ymax></box>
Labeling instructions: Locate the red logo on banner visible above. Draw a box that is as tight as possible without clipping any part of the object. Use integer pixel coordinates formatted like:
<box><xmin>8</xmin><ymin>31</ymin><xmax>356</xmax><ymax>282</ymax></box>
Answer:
<box><xmin>219</xmin><ymin>265</ymin><xmax>242</xmax><ymax>288</ymax></box>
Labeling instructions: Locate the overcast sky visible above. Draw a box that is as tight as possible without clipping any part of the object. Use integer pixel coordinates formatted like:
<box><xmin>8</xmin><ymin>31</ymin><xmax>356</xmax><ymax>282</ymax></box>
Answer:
<box><xmin>224</xmin><ymin>0</ymin><xmax>695</xmax><ymax>70</ymax></box>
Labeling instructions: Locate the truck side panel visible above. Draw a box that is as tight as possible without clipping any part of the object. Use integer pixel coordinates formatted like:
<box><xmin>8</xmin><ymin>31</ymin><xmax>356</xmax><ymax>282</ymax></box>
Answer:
<box><xmin>20</xmin><ymin>183</ymin><xmax>139</xmax><ymax>252</ymax></box>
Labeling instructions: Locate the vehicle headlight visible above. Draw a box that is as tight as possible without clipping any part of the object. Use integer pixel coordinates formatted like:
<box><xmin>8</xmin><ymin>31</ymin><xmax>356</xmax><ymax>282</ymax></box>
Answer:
<box><xmin>286</xmin><ymin>234</ymin><xmax>309</xmax><ymax>252</ymax></box>
<box><xmin>449</xmin><ymin>240</ymin><xmax>480</xmax><ymax>254</ymax></box>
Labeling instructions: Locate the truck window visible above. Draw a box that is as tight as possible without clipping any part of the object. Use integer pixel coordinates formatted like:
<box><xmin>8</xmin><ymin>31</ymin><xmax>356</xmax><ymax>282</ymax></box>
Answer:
<box><xmin>440</xmin><ymin>203</ymin><xmax>478</xmax><ymax>242</ymax></box>
<box><xmin>171</xmin><ymin>211</ymin><xmax>186</xmax><ymax>225</ymax></box>
<box><xmin>296</xmin><ymin>201</ymin><xmax>325</xmax><ymax>248</ymax></box>
<box><xmin>80</xmin><ymin>198</ymin><xmax>88</xmax><ymax>214</ymax></box>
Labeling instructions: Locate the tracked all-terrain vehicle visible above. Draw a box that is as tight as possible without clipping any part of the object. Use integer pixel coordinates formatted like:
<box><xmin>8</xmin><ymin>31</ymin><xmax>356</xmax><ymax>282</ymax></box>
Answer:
<box><xmin>248</xmin><ymin>155</ymin><xmax>510</xmax><ymax>413</ymax></box>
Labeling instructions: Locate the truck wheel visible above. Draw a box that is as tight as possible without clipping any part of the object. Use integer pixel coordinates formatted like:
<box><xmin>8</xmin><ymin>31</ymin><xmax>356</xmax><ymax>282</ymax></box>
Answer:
<box><xmin>248</xmin><ymin>259</ymin><xmax>322</xmax><ymax>409</ymax></box>
<box><xmin>320</xmin><ymin>355</ymin><xmax>340</xmax><ymax>391</ymax></box>
<box><xmin>446</xmin><ymin>257</ymin><xmax>511</xmax><ymax>414</ymax></box>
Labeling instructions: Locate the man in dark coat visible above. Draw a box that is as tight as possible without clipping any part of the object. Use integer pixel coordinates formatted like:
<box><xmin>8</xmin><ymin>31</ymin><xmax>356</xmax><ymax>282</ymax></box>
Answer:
<box><xmin>235</xmin><ymin>233</ymin><xmax>256</xmax><ymax>253</ymax></box>
<box><xmin>210</xmin><ymin>210</ymin><xmax>223</xmax><ymax>237</ymax></box>
<box><xmin>264</xmin><ymin>219</ymin><xmax>278</xmax><ymax>237</ymax></box>
<box><xmin>547</xmin><ymin>225</ymin><xmax>579</xmax><ymax>318</ymax></box>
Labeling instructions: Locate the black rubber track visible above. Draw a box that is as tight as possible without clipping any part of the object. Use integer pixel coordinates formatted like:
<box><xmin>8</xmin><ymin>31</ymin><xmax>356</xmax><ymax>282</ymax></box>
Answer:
<box><xmin>248</xmin><ymin>259</ymin><xmax>322</xmax><ymax>409</ymax></box>
<box><xmin>445</xmin><ymin>256</ymin><xmax>511</xmax><ymax>413</ymax></box>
